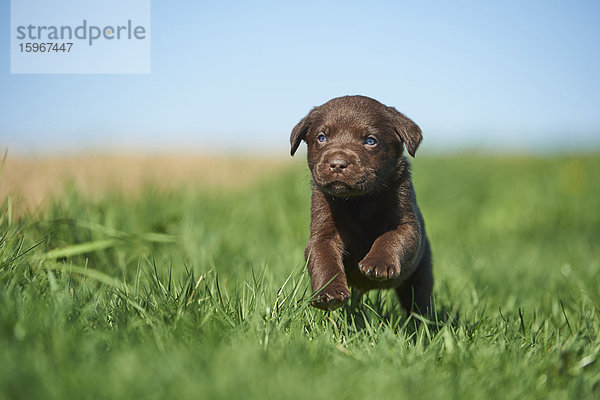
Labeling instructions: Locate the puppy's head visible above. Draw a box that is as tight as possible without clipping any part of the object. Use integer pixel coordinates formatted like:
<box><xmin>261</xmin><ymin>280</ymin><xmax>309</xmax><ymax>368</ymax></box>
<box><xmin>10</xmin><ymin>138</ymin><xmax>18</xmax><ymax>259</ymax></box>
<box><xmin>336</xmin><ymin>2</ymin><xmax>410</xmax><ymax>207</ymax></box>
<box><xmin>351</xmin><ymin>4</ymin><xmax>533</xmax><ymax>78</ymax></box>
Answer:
<box><xmin>290</xmin><ymin>95</ymin><xmax>422</xmax><ymax>197</ymax></box>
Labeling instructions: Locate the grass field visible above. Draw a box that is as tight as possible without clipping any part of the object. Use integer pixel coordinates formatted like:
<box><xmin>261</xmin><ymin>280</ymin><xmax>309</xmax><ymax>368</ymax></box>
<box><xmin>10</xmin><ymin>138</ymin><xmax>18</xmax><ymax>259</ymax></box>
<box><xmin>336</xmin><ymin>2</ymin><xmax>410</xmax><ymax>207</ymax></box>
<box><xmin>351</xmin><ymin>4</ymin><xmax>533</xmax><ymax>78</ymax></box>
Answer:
<box><xmin>1</xmin><ymin>154</ymin><xmax>599</xmax><ymax>399</ymax></box>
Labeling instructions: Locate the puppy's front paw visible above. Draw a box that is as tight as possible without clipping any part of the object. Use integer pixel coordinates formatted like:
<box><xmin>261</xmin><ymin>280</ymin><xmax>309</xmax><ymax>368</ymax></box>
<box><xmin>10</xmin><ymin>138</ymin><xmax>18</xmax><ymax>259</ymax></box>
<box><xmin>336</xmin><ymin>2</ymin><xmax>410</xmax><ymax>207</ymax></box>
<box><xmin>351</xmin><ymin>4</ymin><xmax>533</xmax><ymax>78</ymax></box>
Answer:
<box><xmin>311</xmin><ymin>284</ymin><xmax>350</xmax><ymax>311</ymax></box>
<box><xmin>359</xmin><ymin>256</ymin><xmax>400</xmax><ymax>281</ymax></box>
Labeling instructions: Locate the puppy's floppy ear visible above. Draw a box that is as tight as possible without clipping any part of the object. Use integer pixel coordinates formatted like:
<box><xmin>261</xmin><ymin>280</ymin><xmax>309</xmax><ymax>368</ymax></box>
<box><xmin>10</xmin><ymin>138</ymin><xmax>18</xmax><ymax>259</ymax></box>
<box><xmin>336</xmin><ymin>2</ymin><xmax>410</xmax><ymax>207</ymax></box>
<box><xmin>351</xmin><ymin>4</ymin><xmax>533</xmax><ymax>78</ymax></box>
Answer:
<box><xmin>387</xmin><ymin>107</ymin><xmax>422</xmax><ymax>157</ymax></box>
<box><xmin>290</xmin><ymin>110</ymin><xmax>315</xmax><ymax>156</ymax></box>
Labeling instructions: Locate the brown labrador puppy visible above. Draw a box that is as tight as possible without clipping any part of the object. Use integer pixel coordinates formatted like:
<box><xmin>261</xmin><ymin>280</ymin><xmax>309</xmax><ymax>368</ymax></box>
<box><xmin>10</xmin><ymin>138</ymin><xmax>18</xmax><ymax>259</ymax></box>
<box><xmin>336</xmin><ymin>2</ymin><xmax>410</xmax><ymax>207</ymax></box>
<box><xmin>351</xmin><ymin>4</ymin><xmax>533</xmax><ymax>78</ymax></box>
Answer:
<box><xmin>290</xmin><ymin>95</ymin><xmax>433</xmax><ymax>313</ymax></box>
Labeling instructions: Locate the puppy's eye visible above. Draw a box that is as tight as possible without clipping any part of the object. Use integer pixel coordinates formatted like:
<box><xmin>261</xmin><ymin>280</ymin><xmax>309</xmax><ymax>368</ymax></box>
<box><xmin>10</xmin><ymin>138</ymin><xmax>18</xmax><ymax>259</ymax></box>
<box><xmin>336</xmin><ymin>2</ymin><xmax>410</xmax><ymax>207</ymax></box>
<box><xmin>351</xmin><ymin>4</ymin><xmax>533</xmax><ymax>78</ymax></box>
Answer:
<box><xmin>364</xmin><ymin>136</ymin><xmax>378</xmax><ymax>146</ymax></box>
<box><xmin>317</xmin><ymin>133</ymin><xmax>327</xmax><ymax>143</ymax></box>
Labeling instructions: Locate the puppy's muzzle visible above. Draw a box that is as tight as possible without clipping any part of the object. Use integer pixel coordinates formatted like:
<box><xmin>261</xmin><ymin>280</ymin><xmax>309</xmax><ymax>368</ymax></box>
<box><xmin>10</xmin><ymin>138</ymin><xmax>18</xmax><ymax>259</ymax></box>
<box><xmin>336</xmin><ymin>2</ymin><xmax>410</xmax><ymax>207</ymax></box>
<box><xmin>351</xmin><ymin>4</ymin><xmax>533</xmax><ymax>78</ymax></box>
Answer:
<box><xmin>313</xmin><ymin>149</ymin><xmax>370</xmax><ymax>196</ymax></box>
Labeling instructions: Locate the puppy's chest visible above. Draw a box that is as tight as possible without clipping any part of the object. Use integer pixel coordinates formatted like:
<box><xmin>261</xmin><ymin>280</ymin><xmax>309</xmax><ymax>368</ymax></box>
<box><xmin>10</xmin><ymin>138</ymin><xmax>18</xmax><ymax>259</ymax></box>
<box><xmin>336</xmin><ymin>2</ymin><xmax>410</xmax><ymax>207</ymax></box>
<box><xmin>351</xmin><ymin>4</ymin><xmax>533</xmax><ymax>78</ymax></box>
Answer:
<box><xmin>332</xmin><ymin>200</ymin><xmax>398</xmax><ymax>253</ymax></box>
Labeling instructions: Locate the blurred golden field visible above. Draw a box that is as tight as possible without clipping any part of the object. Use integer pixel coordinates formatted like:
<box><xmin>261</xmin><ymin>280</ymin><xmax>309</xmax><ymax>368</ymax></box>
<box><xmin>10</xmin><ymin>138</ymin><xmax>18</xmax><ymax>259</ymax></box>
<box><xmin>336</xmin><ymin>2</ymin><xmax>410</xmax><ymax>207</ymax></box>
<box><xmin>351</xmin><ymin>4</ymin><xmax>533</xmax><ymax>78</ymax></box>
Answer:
<box><xmin>0</xmin><ymin>154</ymin><xmax>289</xmax><ymax>215</ymax></box>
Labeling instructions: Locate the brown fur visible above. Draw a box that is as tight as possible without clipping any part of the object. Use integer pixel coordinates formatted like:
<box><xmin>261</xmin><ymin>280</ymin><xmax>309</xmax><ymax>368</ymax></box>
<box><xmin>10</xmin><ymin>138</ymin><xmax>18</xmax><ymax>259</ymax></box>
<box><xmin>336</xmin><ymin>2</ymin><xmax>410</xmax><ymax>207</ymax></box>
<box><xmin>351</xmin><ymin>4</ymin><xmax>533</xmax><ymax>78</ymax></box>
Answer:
<box><xmin>290</xmin><ymin>95</ymin><xmax>433</xmax><ymax>313</ymax></box>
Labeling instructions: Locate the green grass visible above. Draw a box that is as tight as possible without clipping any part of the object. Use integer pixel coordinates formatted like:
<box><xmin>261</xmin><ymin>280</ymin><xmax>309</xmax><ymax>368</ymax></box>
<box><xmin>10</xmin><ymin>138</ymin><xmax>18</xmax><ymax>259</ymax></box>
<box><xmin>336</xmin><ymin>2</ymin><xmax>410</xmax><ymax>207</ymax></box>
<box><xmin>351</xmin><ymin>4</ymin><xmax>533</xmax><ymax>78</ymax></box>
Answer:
<box><xmin>1</xmin><ymin>154</ymin><xmax>599</xmax><ymax>400</ymax></box>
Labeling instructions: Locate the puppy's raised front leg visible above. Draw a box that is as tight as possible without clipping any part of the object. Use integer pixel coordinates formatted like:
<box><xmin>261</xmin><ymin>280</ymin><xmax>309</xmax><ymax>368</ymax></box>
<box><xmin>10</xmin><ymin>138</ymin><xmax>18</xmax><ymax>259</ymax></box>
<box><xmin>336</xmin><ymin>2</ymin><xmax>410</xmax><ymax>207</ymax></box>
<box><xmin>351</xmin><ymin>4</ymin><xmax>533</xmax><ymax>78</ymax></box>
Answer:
<box><xmin>358</xmin><ymin>222</ymin><xmax>421</xmax><ymax>281</ymax></box>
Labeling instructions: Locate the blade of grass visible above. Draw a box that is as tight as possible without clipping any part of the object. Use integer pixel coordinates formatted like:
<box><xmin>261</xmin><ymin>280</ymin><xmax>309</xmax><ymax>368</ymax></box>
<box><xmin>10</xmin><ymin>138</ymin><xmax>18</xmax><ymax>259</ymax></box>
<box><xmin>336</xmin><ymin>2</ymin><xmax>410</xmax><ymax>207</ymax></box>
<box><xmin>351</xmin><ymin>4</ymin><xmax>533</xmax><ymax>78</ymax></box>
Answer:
<box><xmin>43</xmin><ymin>238</ymin><xmax>119</xmax><ymax>259</ymax></box>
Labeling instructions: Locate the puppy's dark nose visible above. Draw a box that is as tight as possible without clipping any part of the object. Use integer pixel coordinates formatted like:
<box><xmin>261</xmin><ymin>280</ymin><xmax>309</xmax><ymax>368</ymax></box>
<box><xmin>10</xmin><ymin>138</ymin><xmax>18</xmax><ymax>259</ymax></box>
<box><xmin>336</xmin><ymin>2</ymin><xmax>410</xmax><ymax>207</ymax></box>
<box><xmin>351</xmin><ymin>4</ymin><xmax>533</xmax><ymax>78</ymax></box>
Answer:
<box><xmin>329</xmin><ymin>158</ymin><xmax>349</xmax><ymax>172</ymax></box>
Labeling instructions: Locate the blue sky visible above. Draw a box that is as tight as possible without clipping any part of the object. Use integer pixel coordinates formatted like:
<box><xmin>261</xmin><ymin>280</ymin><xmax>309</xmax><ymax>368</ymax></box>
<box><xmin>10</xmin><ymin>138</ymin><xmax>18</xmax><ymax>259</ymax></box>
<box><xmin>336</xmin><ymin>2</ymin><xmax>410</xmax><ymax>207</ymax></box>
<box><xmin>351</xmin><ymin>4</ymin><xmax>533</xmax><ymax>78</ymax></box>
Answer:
<box><xmin>1</xmin><ymin>0</ymin><xmax>599</xmax><ymax>154</ymax></box>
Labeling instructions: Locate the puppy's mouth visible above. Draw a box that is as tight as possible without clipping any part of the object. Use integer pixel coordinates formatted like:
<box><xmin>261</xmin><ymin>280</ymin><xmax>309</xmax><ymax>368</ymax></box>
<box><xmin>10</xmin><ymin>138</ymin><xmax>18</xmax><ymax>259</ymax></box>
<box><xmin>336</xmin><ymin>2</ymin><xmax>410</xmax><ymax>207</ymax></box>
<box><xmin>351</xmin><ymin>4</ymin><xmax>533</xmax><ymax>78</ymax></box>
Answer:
<box><xmin>324</xmin><ymin>181</ymin><xmax>365</xmax><ymax>197</ymax></box>
<box><xmin>314</xmin><ymin>176</ymin><xmax>371</xmax><ymax>197</ymax></box>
